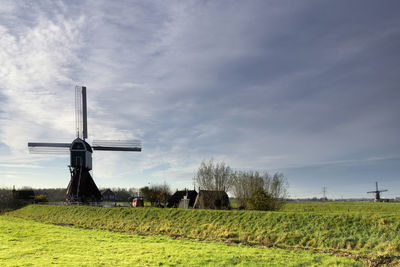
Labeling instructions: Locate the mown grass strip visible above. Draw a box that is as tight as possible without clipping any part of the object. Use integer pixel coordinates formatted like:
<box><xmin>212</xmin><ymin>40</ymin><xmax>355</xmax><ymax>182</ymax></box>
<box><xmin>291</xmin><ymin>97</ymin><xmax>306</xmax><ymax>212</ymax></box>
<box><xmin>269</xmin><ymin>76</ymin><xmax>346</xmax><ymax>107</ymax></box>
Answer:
<box><xmin>8</xmin><ymin>204</ymin><xmax>400</xmax><ymax>256</ymax></box>
<box><xmin>0</xmin><ymin>216</ymin><xmax>364</xmax><ymax>266</ymax></box>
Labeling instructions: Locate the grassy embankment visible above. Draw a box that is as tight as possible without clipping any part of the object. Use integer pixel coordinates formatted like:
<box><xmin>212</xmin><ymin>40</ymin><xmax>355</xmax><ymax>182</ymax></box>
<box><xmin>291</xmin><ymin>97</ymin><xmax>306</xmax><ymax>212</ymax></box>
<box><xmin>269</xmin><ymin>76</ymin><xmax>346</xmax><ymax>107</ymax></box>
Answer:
<box><xmin>7</xmin><ymin>203</ymin><xmax>400</xmax><ymax>257</ymax></box>
<box><xmin>282</xmin><ymin>201</ymin><xmax>400</xmax><ymax>213</ymax></box>
<box><xmin>0</xmin><ymin>215</ymin><xmax>363</xmax><ymax>266</ymax></box>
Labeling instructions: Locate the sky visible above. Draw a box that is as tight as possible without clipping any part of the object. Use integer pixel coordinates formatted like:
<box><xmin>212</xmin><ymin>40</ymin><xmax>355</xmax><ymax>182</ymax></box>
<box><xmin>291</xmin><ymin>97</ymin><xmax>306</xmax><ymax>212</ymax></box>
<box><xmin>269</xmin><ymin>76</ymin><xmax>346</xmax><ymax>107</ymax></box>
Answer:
<box><xmin>0</xmin><ymin>0</ymin><xmax>399</xmax><ymax>199</ymax></box>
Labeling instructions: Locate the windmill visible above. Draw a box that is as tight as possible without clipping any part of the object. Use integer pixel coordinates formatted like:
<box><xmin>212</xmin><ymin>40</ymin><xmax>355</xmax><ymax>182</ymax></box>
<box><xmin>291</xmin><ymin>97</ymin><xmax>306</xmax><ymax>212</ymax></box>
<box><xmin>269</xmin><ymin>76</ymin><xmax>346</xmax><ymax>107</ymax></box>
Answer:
<box><xmin>367</xmin><ymin>182</ymin><xmax>388</xmax><ymax>202</ymax></box>
<box><xmin>28</xmin><ymin>86</ymin><xmax>142</xmax><ymax>202</ymax></box>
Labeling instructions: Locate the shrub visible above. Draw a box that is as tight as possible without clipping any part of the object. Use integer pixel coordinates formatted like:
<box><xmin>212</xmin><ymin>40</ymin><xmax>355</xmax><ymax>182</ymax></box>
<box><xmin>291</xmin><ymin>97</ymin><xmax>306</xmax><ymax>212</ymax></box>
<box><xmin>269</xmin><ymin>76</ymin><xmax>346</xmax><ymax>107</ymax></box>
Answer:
<box><xmin>247</xmin><ymin>188</ymin><xmax>279</xmax><ymax>211</ymax></box>
<box><xmin>34</xmin><ymin>195</ymin><xmax>48</xmax><ymax>203</ymax></box>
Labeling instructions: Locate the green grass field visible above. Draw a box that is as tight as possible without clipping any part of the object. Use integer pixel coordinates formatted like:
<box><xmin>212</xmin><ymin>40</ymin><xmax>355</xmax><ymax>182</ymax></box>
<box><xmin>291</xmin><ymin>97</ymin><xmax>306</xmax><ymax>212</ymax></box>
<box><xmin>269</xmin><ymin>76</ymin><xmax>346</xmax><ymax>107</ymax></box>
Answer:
<box><xmin>281</xmin><ymin>201</ymin><xmax>400</xmax><ymax>213</ymax></box>
<box><xmin>8</xmin><ymin>204</ymin><xmax>400</xmax><ymax>255</ymax></box>
<box><xmin>0</xmin><ymin>216</ymin><xmax>362</xmax><ymax>266</ymax></box>
<box><xmin>3</xmin><ymin>202</ymin><xmax>400</xmax><ymax>266</ymax></box>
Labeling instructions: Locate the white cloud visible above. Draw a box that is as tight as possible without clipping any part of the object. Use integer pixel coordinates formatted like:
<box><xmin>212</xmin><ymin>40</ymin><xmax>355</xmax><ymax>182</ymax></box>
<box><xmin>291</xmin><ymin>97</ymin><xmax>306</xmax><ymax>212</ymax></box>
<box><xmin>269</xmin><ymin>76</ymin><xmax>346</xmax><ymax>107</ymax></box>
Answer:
<box><xmin>1</xmin><ymin>15</ymin><xmax>84</xmax><ymax>122</ymax></box>
<box><xmin>1</xmin><ymin>1</ymin><xmax>399</xmax><ymax>198</ymax></box>
<box><xmin>0</xmin><ymin>3</ymin><xmax>85</xmax><ymax>183</ymax></box>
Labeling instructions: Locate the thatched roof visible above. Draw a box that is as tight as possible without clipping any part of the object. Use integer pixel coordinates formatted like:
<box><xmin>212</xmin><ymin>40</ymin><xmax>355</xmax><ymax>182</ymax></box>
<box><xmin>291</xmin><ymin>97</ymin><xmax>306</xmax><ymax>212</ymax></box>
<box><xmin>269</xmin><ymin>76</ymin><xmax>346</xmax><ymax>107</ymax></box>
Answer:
<box><xmin>194</xmin><ymin>190</ymin><xmax>230</xmax><ymax>209</ymax></box>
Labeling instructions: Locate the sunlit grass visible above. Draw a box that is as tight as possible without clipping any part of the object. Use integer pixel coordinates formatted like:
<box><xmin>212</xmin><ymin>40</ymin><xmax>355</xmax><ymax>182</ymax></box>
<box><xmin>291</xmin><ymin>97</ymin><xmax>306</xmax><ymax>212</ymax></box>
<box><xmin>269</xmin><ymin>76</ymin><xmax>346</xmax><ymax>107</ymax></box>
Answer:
<box><xmin>281</xmin><ymin>201</ymin><xmax>400</xmax><ymax>213</ymax></box>
<box><xmin>0</xmin><ymin>216</ymin><xmax>363</xmax><ymax>266</ymax></box>
<box><xmin>8</xmin><ymin>204</ymin><xmax>400</xmax><ymax>255</ymax></box>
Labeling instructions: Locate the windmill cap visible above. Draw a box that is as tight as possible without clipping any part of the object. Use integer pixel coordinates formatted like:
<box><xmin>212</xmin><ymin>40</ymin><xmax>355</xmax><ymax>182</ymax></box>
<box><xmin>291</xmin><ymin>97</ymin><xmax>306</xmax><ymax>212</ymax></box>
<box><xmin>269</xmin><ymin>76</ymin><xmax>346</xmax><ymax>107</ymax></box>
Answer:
<box><xmin>71</xmin><ymin>138</ymin><xmax>93</xmax><ymax>152</ymax></box>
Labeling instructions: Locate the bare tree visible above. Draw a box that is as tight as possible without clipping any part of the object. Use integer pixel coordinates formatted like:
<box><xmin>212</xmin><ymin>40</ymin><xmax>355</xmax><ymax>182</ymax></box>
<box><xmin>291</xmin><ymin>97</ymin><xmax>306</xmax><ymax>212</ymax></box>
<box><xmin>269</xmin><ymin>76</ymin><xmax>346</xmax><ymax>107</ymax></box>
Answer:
<box><xmin>195</xmin><ymin>159</ymin><xmax>232</xmax><ymax>191</ymax></box>
<box><xmin>232</xmin><ymin>171</ymin><xmax>288</xmax><ymax>210</ymax></box>
<box><xmin>264</xmin><ymin>172</ymin><xmax>288</xmax><ymax>200</ymax></box>
<box><xmin>231</xmin><ymin>171</ymin><xmax>263</xmax><ymax>208</ymax></box>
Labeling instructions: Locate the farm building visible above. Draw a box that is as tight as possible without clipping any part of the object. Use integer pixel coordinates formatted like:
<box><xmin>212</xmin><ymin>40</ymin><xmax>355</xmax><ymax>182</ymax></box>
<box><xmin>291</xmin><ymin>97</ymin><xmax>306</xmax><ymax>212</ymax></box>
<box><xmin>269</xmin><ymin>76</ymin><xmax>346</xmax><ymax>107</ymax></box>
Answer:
<box><xmin>102</xmin><ymin>189</ymin><xmax>117</xmax><ymax>201</ymax></box>
<box><xmin>130</xmin><ymin>197</ymin><xmax>144</xmax><ymax>207</ymax></box>
<box><xmin>193</xmin><ymin>190</ymin><xmax>230</xmax><ymax>209</ymax></box>
<box><xmin>167</xmin><ymin>189</ymin><xmax>198</xmax><ymax>208</ymax></box>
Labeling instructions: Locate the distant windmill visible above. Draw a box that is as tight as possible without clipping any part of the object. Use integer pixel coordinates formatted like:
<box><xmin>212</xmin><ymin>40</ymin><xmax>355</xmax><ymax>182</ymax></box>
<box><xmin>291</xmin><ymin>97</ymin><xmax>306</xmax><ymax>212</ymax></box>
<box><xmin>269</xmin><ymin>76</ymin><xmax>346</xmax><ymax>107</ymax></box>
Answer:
<box><xmin>28</xmin><ymin>86</ymin><xmax>142</xmax><ymax>202</ymax></box>
<box><xmin>367</xmin><ymin>182</ymin><xmax>388</xmax><ymax>202</ymax></box>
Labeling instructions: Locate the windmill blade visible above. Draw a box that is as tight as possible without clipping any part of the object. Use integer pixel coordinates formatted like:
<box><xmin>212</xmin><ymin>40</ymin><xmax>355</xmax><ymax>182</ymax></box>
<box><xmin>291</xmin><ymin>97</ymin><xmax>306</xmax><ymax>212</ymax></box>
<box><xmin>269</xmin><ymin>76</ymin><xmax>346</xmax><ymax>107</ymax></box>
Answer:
<box><xmin>92</xmin><ymin>140</ymin><xmax>142</xmax><ymax>152</ymax></box>
<box><xmin>367</xmin><ymin>191</ymin><xmax>376</xmax><ymax>194</ymax></box>
<box><xmin>75</xmin><ymin>86</ymin><xmax>88</xmax><ymax>139</ymax></box>
<box><xmin>82</xmin><ymin>86</ymin><xmax>88</xmax><ymax>139</ymax></box>
<box><xmin>379</xmin><ymin>190</ymin><xmax>388</xmax><ymax>192</ymax></box>
<box><xmin>28</xmin><ymin>142</ymin><xmax>70</xmax><ymax>154</ymax></box>
<box><xmin>75</xmin><ymin>86</ymin><xmax>82</xmax><ymax>138</ymax></box>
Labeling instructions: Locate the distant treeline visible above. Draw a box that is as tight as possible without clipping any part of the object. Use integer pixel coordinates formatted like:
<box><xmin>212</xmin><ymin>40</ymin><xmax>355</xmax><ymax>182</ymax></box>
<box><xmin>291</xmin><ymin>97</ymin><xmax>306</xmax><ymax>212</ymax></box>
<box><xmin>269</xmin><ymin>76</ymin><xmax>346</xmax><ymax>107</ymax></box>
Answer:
<box><xmin>99</xmin><ymin>187</ymin><xmax>139</xmax><ymax>202</ymax></box>
<box><xmin>0</xmin><ymin>188</ymin><xmax>20</xmax><ymax>213</ymax></box>
<box><xmin>0</xmin><ymin>187</ymin><xmax>141</xmax><ymax>204</ymax></box>
<box><xmin>0</xmin><ymin>187</ymin><xmax>37</xmax><ymax>213</ymax></box>
<box><xmin>32</xmin><ymin>188</ymin><xmax>66</xmax><ymax>202</ymax></box>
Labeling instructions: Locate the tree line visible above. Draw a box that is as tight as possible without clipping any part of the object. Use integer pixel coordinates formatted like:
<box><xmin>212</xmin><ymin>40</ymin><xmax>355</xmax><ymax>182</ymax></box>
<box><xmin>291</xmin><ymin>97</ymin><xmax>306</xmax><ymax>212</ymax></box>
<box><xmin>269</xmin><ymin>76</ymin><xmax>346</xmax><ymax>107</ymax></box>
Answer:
<box><xmin>1</xmin><ymin>159</ymin><xmax>288</xmax><ymax>211</ymax></box>
<box><xmin>195</xmin><ymin>159</ymin><xmax>288</xmax><ymax>210</ymax></box>
<box><xmin>139</xmin><ymin>183</ymin><xmax>171</xmax><ymax>207</ymax></box>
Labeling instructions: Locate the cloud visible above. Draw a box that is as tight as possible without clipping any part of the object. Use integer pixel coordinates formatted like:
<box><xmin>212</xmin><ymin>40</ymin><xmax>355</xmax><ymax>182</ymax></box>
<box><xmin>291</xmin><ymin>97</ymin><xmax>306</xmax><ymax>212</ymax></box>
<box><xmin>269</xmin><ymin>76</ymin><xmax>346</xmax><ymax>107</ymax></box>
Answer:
<box><xmin>0</xmin><ymin>2</ymin><xmax>85</xmax><ymax>150</ymax></box>
<box><xmin>1</xmin><ymin>1</ymin><xmax>400</xmax><ymax>197</ymax></box>
<box><xmin>0</xmin><ymin>163</ymin><xmax>43</xmax><ymax>168</ymax></box>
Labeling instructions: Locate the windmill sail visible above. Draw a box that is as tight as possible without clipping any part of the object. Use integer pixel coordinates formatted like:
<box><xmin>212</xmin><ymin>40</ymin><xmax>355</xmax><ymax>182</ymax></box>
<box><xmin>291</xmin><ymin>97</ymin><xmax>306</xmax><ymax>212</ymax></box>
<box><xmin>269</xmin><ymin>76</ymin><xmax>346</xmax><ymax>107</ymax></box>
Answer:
<box><xmin>75</xmin><ymin>86</ymin><xmax>88</xmax><ymax>139</ymax></box>
<box><xmin>367</xmin><ymin>182</ymin><xmax>388</xmax><ymax>193</ymax></box>
<box><xmin>82</xmin><ymin>86</ymin><xmax>88</xmax><ymax>139</ymax></box>
<box><xmin>28</xmin><ymin>142</ymin><xmax>70</xmax><ymax>154</ymax></box>
<box><xmin>27</xmin><ymin>85</ymin><xmax>142</xmax><ymax>203</ymax></box>
<box><xmin>92</xmin><ymin>140</ymin><xmax>142</xmax><ymax>151</ymax></box>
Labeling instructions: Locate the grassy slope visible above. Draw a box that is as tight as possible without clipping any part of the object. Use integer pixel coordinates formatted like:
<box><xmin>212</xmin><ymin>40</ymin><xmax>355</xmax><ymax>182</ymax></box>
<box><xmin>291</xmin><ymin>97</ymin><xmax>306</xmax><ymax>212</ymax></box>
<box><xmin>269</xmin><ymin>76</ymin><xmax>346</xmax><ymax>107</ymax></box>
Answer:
<box><xmin>282</xmin><ymin>202</ymin><xmax>400</xmax><ymax>213</ymax></box>
<box><xmin>8</xmin><ymin>204</ymin><xmax>400</xmax><ymax>255</ymax></box>
<box><xmin>0</xmin><ymin>216</ymin><xmax>362</xmax><ymax>266</ymax></box>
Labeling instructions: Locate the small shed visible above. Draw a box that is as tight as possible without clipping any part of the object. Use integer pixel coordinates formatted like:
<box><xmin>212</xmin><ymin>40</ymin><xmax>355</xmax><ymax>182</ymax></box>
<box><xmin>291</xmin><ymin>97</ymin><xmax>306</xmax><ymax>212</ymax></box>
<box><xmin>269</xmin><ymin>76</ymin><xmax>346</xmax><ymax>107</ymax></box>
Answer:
<box><xmin>131</xmin><ymin>197</ymin><xmax>144</xmax><ymax>207</ymax></box>
<box><xmin>102</xmin><ymin>189</ymin><xmax>117</xmax><ymax>201</ymax></box>
<box><xmin>193</xmin><ymin>190</ymin><xmax>230</xmax><ymax>210</ymax></box>
<box><xmin>167</xmin><ymin>190</ymin><xmax>198</xmax><ymax>208</ymax></box>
